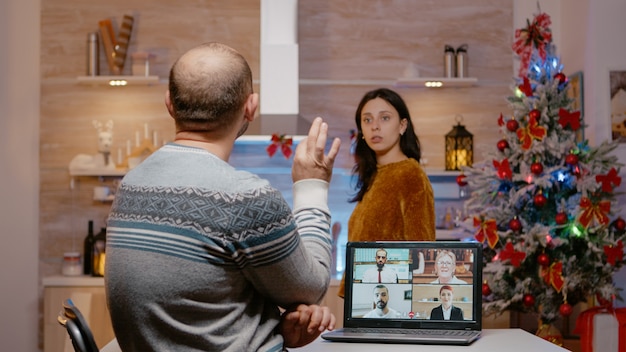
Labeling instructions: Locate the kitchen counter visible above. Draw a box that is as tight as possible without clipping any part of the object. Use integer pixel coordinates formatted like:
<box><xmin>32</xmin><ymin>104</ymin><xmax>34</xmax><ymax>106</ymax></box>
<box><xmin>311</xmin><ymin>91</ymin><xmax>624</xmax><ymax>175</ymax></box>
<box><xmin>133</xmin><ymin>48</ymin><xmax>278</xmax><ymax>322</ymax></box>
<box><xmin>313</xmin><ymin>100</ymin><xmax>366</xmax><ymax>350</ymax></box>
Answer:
<box><xmin>43</xmin><ymin>275</ymin><xmax>104</xmax><ymax>287</ymax></box>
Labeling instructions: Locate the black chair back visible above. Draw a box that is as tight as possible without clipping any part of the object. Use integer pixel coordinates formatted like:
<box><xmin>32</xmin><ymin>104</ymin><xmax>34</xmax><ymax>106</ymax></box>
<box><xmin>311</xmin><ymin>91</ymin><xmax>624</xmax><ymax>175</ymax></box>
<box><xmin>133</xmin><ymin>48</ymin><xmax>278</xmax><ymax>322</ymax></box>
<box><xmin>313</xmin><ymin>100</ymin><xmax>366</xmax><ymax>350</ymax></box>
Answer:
<box><xmin>57</xmin><ymin>298</ymin><xmax>100</xmax><ymax>352</ymax></box>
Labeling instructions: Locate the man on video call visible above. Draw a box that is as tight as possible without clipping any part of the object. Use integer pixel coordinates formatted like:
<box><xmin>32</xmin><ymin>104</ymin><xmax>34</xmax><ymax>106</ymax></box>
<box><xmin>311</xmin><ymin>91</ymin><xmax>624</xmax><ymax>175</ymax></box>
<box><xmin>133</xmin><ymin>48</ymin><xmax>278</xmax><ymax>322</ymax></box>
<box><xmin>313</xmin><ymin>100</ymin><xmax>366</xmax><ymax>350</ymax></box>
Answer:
<box><xmin>362</xmin><ymin>248</ymin><xmax>398</xmax><ymax>283</ymax></box>
<box><xmin>363</xmin><ymin>284</ymin><xmax>402</xmax><ymax>318</ymax></box>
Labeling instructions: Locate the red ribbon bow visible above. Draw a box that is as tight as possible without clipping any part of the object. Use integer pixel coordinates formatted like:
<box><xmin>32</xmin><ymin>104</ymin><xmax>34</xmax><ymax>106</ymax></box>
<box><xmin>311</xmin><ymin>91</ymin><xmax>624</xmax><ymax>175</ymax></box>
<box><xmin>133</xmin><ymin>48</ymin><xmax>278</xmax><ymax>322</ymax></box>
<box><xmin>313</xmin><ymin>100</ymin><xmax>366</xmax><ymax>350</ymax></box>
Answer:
<box><xmin>499</xmin><ymin>242</ymin><xmax>526</xmax><ymax>267</ymax></box>
<box><xmin>266</xmin><ymin>134</ymin><xmax>293</xmax><ymax>159</ymax></box>
<box><xmin>516</xmin><ymin>114</ymin><xmax>547</xmax><ymax>150</ymax></box>
<box><xmin>558</xmin><ymin>108</ymin><xmax>581</xmax><ymax>131</ymax></box>
<box><xmin>578</xmin><ymin>197</ymin><xmax>611</xmax><ymax>229</ymax></box>
<box><xmin>540</xmin><ymin>261</ymin><xmax>564</xmax><ymax>292</ymax></box>
<box><xmin>596</xmin><ymin>167</ymin><xmax>622</xmax><ymax>193</ymax></box>
<box><xmin>512</xmin><ymin>12</ymin><xmax>552</xmax><ymax>77</ymax></box>
<box><xmin>493</xmin><ymin>158</ymin><xmax>513</xmax><ymax>180</ymax></box>
<box><xmin>474</xmin><ymin>217</ymin><xmax>499</xmax><ymax>248</ymax></box>
<box><xmin>604</xmin><ymin>240</ymin><xmax>624</xmax><ymax>266</ymax></box>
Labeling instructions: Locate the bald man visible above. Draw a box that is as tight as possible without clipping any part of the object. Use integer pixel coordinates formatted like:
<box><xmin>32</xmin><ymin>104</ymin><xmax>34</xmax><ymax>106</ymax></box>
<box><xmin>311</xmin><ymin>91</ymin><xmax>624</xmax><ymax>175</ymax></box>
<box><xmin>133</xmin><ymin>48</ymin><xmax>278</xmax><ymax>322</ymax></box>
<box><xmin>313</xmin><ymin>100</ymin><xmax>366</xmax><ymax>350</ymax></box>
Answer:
<box><xmin>105</xmin><ymin>42</ymin><xmax>341</xmax><ymax>352</ymax></box>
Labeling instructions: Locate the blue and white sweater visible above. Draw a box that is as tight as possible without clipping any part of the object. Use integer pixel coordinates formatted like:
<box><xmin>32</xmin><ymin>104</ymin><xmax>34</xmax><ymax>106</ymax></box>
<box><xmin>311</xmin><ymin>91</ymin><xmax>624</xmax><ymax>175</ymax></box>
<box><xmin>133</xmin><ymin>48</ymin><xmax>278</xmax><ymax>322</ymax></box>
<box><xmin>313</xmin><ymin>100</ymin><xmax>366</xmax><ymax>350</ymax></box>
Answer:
<box><xmin>105</xmin><ymin>143</ymin><xmax>332</xmax><ymax>352</ymax></box>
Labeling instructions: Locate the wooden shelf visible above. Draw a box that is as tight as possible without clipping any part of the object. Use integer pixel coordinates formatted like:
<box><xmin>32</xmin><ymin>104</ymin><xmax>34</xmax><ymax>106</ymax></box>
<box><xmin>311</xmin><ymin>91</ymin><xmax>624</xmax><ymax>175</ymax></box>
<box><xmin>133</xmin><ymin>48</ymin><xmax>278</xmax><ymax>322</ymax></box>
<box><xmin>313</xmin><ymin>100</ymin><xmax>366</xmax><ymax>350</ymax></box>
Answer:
<box><xmin>69</xmin><ymin>168</ymin><xmax>127</xmax><ymax>177</ymax></box>
<box><xmin>394</xmin><ymin>77</ymin><xmax>478</xmax><ymax>88</ymax></box>
<box><xmin>77</xmin><ymin>75</ymin><xmax>160</xmax><ymax>86</ymax></box>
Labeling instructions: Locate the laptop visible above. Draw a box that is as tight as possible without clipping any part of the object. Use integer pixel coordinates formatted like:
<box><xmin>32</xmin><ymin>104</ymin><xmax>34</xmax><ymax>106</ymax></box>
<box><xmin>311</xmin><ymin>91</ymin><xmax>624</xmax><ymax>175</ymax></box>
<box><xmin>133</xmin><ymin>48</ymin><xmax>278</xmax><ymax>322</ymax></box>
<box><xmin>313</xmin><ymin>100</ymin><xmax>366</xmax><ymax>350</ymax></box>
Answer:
<box><xmin>322</xmin><ymin>241</ymin><xmax>483</xmax><ymax>345</ymax></box>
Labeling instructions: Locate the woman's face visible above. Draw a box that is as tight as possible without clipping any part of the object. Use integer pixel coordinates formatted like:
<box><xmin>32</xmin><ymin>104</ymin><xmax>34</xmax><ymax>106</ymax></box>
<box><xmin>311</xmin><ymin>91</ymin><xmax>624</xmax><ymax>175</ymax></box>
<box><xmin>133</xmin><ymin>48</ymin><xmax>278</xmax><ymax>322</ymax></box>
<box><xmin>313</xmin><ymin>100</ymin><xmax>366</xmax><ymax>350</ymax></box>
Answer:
<box><xmin>436</xmin><ymin>254</ymin><xmax>455</xmax><ymax>281</ymax></box>
<box><xmin>360</xmin><ymin>97</ymin><xmax>407</xmax><ymax>158</ymax></box>
<box><xmin>440</xmin><ymin>288</ymin><xmax>453</xmax><ymax>308</ymax></box>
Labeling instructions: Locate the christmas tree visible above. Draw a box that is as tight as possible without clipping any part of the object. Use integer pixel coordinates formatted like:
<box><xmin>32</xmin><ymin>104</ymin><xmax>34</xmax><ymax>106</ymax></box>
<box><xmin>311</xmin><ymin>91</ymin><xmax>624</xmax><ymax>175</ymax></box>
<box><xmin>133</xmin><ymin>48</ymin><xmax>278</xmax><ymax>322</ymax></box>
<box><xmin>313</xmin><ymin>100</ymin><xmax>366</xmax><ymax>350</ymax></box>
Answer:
<box><xmin>459</xmin><ymin>10</ymin><xmax>626</xmax><ymax>324</ymax></box>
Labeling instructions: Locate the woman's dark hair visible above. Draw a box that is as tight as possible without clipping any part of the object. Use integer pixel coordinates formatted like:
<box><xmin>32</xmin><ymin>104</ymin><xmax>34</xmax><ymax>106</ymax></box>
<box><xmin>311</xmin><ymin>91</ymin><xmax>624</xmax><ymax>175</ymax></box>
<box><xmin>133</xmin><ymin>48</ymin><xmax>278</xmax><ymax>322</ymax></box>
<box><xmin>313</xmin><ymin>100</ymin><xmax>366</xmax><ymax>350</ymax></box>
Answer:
<box><xmin>350</xmin><ymin>88</ymin><xmax>422</xmax><ymax>203</ymax></box>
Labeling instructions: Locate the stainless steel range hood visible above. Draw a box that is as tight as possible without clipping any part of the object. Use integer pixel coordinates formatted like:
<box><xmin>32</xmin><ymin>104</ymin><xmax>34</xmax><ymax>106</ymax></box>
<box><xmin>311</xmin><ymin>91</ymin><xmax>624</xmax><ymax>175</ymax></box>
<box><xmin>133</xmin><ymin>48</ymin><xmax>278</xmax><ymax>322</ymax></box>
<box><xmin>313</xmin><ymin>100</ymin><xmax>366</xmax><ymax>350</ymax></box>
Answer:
<box><xmin>253</xmin><ymin>1</ymin><xmax>303</xmax><ymax>137</ymax></box>
<box><xmin>246</xmin><ymin>113</ymin><xmax>311</xmax><ymax>136</ymax></box>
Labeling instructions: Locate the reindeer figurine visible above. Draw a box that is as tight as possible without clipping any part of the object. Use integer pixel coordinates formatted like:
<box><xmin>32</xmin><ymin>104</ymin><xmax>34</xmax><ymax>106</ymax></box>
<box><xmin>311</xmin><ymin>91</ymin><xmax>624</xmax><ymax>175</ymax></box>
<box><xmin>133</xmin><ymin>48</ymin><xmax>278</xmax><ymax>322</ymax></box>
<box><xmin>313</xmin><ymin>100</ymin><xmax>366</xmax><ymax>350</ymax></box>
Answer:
<box><xmin>68</xmin><ymin>119</ymin><xmax>116</xmax><ymax>172</ymax></box>
<box><xmin>93</xmin><ymin>120</ymin><xmax>114</xmax><ymax>167</ymax></box>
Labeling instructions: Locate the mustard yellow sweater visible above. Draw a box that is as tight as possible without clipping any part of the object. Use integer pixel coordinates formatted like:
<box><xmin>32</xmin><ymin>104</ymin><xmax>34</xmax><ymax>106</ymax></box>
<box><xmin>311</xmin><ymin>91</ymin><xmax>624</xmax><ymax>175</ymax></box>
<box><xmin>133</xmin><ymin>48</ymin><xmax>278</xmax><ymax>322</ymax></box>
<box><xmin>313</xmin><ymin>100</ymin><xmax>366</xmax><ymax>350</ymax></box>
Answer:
<box><xmin>339</xmin><ymin>158</ymin><xmax>436</xmax><ymax>297</ymax></box>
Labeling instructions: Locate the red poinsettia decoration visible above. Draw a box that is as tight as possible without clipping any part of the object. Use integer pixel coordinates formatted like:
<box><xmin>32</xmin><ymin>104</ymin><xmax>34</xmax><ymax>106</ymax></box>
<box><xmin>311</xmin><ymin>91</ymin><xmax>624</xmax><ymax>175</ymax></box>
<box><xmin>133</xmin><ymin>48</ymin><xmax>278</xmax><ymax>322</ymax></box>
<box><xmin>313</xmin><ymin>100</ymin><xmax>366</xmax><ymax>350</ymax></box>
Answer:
<box><xmin>512</xmin><ymin>12</ymin><xmax>552</xmax><ymax>77</ymax></box>
<box><xmin>474</xmin><ymin>217</ymin><xmax>499</xmax><ymax>248</ymax></box>
<box><xmin>266</xmin><ymin>134</ymin><xmax>293</xmax><ymax>159</ymax></box>
<box><xmin>493</xmin><ymin>158</ymin><xmax>513</xmax><ymax>180</ymax></box>
<box><xmin>578</xmin><ymin>197</ymin><xmax>611</xmax><ymax>229</ymax></box>
<box><xmin>604</xmin><ymin>240</ymin><xmax>624</xmax><ymax>266</ymax></box>
<box><xmin>516</xmin><ymin>114</ymin><xmax>547</xmax><ymax>150</ymax></box>
<box><xmin>497</xmin><ymin>113</ymin><xmax>504</xmax><ymax>127</ymax></box>
<box><xmin>558</xmin><ymin>108</ymin><xmax>581</xmax><ymax>131</ymax></box>
<box><xmin>596</xmin><ymin>167</ymin><xmax>622</xmax><ymax>193</ymax></box>
<box><xmin>499</xmin><ymin>241</ymin><xmax>526</xmax><ymax>267</ymax></box>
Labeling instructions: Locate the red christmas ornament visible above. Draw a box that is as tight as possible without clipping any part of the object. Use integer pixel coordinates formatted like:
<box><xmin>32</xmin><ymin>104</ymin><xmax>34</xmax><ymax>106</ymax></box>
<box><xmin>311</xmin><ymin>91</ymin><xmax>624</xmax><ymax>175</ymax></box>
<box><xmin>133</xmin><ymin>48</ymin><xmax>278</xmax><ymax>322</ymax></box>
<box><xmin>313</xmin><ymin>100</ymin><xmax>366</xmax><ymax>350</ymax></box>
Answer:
<box><xmin>523</xmin><ymin>294</ymin><xmax>535</xmax><ymax>307</ymax></box>
<box><xmin>554</xmin><ymin>72</ymin><xmax>566</xmax><ymax>84</ymax></box>
<box><xmin>559</xmin><ymin>302</ymin><xmax>573</xmax><ymax>316</ymax></box>
<box><xmin>565</xmin><ymin>153</ymin><xmax>579</xmax><ymax>166</ymax></box>
<box><xmin>530</xmin><ymin>162</ymin><xmax>543</xmax><ymax>175</ymax></box>
<box><xmin>482</xmin><ymin>283</ymin><xmax>492</xmax><ymax>296</ymax></box>
<box><xmin>497</xmin><ymin>139</ymin><xmax>509</xmax><ymax>152</ymax></box>
<box><xmin>506</xmin><ymin>119</ymin><xmax>519</xmax><ymax>132</ymax></box>
<box><xmin>529</xmin><ymin>109</ymin><xmax>541</xmax><ymax>121</ymax></box>
<box><xmin>615</xmin><ymin>218</ymin><xmax>626</xmax><ymax>231</ymax></box>
<box><xmin>534</xmin><ymin>193</ymin><xmax>547</xmax><ymax>207</ymax></box>
<box><xmin>456</xmin><ymin>174</ymin><xmax>468</xmax><ymax>187</ymax></box>
<box><xmin>555</xmin><ymin>212</ymin><xmax>568</xmax><ymax>225</ymax></box>
<box><xmin>509</xmin><ymin>218</ymin><xmax>522</xmax><ymax>232</ymax></box>
<box><xmin>537</xmin><ymin>253</ymin><xmax>550</xmax><ymax>267</ymax></box>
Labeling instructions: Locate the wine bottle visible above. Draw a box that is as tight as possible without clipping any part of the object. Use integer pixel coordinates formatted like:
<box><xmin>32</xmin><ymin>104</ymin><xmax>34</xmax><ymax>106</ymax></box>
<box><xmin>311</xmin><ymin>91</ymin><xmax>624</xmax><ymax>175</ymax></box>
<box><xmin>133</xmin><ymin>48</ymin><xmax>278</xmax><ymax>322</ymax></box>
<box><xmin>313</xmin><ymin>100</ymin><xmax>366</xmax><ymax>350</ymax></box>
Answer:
<box><xmin>83</xmin><ymin>220</ymin><xmax>94</xmax><ymax>275</ymax></box>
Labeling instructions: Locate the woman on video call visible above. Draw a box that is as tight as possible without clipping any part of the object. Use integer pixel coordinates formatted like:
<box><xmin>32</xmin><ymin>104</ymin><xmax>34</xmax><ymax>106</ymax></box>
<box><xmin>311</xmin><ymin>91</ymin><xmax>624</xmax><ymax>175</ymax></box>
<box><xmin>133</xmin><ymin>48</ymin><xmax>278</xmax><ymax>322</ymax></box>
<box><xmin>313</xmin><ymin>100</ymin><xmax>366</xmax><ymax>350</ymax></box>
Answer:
<box><xmin>430</xmin><ymin>285</ymin><xmax>464</xmax><ymax>321</ymax></box>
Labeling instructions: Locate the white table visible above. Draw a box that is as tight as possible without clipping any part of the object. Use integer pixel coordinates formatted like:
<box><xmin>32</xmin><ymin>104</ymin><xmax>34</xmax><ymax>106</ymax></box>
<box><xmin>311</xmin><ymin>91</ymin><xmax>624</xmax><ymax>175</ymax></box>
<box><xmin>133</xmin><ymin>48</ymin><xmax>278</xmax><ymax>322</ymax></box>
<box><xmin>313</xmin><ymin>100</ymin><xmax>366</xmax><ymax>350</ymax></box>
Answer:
<box><xmin>291</xmin><ymin>329</ymin><xmax>570</xmax><ymax>351</ymax></box>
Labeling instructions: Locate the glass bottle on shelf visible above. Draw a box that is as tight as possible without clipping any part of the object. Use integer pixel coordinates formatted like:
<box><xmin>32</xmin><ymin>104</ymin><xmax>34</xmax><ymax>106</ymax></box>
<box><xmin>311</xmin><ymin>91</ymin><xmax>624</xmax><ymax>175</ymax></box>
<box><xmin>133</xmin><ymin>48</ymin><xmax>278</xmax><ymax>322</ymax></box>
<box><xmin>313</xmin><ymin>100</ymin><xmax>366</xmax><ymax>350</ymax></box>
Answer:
<box><xmin>83</xmin><ymin>220</ymin><xmax>94</xmax><ymax>275</ymax></box>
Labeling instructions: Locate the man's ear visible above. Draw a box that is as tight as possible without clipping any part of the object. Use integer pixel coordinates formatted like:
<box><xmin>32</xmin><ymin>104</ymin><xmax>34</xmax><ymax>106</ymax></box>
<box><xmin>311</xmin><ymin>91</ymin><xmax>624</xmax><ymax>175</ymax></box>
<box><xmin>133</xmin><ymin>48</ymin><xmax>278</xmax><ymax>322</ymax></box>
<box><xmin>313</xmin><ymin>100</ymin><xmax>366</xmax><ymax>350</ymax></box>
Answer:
<box><xmin>244</xmin><ymin>93</ymin><xmax>259</xmax><ymax>122</ymax></box>
<box><xmin>165</xmin><ymin>90</ymin><xmax>175</xmax><ymax>118</ymax></box>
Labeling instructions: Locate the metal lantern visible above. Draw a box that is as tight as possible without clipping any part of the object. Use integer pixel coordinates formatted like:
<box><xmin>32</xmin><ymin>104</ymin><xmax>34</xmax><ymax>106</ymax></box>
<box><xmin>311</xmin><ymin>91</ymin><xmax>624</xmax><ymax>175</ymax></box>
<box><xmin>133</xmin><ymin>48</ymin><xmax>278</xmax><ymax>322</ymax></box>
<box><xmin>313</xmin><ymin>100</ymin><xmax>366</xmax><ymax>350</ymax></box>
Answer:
<box><xmin>445</xmin><ymin>115</ymin><xmax>473</xmax><ymax>171</ymax></box>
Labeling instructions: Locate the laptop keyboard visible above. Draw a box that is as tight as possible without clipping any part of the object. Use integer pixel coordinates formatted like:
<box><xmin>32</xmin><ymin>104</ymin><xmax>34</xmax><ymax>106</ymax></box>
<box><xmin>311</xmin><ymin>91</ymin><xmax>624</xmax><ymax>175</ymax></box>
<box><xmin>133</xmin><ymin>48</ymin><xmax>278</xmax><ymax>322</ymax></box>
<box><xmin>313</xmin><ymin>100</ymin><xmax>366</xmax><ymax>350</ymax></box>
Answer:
<box><xmin>352</xmin><ymin>328</ymin><xmax>478</xmax><ymax>337</ymax></box>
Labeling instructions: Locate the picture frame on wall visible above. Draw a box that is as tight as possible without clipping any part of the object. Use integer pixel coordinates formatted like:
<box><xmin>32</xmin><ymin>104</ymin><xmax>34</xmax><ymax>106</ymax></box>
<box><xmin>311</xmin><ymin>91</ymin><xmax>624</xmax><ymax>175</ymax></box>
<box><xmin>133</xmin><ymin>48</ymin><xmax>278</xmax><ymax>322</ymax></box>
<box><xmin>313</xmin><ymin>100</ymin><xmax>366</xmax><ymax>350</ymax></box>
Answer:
<box><xmin>610</xmin><ymin>70</ymin><xmax>626</xmax><ymax>143</ymax></box>
<box><xmin>567</xmin><ymin>71</ymin><xmax>584</xmax><ymax>142</ymax></box>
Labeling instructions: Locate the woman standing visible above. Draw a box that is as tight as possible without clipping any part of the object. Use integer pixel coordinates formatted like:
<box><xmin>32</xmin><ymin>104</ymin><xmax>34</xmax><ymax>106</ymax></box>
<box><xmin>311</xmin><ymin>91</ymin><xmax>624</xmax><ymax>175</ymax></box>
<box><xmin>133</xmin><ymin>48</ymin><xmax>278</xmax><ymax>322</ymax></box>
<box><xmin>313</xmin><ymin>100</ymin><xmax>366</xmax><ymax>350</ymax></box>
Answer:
<box><xmin>339</xmin><ymin>88</ymin><xmax>436</xmax><ymax>297</ymax></box>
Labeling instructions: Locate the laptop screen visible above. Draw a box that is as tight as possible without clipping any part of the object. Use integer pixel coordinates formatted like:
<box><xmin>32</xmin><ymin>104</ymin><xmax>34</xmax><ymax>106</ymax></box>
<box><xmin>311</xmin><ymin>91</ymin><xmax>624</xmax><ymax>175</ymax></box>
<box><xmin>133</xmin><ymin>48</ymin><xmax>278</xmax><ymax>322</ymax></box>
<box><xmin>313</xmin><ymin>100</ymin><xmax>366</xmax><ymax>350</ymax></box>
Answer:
<box><xmin>343</xmin><ymin>241</ymin><xmax>483</xmax><ymax>330</ymax></box>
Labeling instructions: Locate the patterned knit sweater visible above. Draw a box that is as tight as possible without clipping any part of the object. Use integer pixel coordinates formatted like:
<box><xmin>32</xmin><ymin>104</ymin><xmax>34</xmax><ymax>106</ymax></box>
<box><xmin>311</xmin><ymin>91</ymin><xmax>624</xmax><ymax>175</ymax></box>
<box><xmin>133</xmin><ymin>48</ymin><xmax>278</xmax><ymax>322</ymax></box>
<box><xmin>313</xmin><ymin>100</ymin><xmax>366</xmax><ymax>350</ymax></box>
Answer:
<box><xmin>339</xmin><ymin>158</ymin><xmax>436</xmax><ymax>297</ymax></box>
<box><xmin>105</xmin><ymin>143</ymin><xmax>332</xmax><ymax>352</ymax></box>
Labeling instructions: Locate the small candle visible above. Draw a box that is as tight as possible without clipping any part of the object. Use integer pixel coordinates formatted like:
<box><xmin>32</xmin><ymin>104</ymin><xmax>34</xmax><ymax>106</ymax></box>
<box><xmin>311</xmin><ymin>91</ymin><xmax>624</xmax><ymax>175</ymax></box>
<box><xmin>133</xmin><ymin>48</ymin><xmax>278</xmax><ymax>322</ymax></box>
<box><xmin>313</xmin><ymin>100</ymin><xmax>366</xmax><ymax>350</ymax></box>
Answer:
<box><xmin>135</xmin><ymin>131</ymin><xmax>140</xmax><ymax>147</ymax></box>
<box><xmin>144</xmin><ymin>123</ymin><xmax>149</xmax><ymax>139</ymax></box>
<box><xmin>126</xmin><ymin>140</ymin><xmax>131</xmax><ymax>155</ymax></box>
<box><xmin>117</xmin><ymin>148</ymin><xmax>122</xmax><ymax>165</ymax></box>
<box><xmin>153</xmin><ymin>130</ymin><xmax>158</xmax><ymax>146</ymax></box>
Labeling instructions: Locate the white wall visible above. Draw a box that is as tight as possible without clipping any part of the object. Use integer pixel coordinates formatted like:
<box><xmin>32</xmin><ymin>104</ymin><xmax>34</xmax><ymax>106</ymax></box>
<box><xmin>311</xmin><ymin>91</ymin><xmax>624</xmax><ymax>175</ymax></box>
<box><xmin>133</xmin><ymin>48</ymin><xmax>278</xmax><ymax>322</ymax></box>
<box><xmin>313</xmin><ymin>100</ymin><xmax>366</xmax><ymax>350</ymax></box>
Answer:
<box><xmin>582</xmin><ymin>0</ymin><xmax>626</xmax><ymax>308</ymax></box>
<box><xmin>0</xmin><ymin>0</ymin><xmax>41</xmax><ymax>350</ymax></box>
